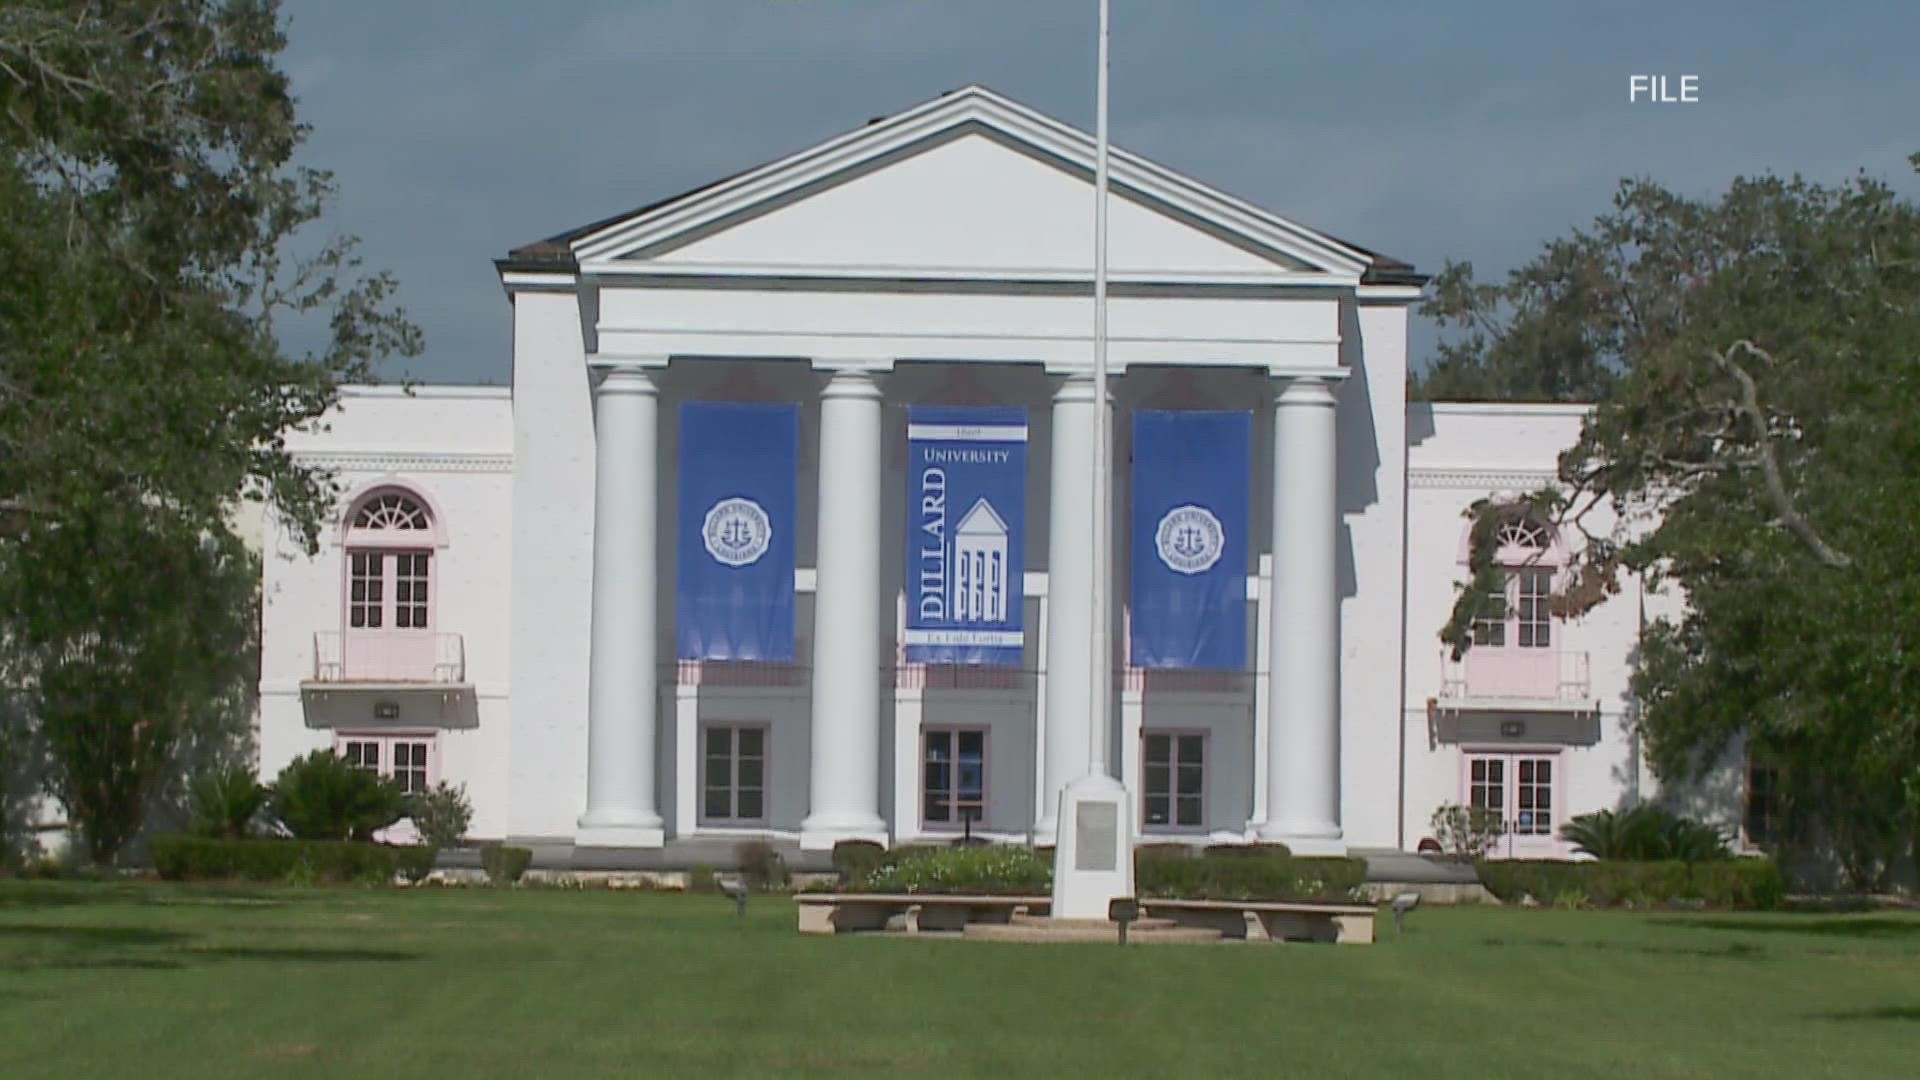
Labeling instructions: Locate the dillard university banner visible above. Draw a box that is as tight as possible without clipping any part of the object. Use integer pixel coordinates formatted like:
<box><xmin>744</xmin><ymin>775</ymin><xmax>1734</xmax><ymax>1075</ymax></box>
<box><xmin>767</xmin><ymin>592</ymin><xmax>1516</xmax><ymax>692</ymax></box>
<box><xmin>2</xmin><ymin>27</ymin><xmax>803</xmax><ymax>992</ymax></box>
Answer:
<box><xmin>676</xmin><ymin>402</ymin><xmax>798</xmax><ymax>662</ymax></box>
<box><xmin>1129</xmin><ymin>409</ymin><xmax>1250</xmax><ymax>670</ymax></box>
<box><xmin>903</xmin><ymin>406</ymin><xmax>1028</xmax><ymax>666</ymax></box>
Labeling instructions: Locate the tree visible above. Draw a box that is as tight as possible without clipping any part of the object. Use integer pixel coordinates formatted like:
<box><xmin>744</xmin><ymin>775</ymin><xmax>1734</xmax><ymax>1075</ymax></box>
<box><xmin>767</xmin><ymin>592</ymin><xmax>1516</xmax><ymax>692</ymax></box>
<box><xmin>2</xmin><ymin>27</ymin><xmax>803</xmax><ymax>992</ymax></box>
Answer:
<box><xmin>0</xmin><ymin>1</ymin><xmax>421</xmax><ymax>861</ymax></box>
<box><xmin>1435</xmin><ymin>161</ymin><xmax>1920</xmax><ymax>887</ymax></box>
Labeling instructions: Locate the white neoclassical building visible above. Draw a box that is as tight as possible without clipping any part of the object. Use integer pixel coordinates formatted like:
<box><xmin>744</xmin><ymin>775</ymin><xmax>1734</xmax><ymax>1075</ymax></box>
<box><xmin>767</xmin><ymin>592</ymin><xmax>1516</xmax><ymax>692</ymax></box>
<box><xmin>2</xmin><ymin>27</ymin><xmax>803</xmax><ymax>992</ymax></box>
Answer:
<box><xmin>256</xmin><ymin>87</ymin><xmax>1752</xmax><ymax>861</ymax></box>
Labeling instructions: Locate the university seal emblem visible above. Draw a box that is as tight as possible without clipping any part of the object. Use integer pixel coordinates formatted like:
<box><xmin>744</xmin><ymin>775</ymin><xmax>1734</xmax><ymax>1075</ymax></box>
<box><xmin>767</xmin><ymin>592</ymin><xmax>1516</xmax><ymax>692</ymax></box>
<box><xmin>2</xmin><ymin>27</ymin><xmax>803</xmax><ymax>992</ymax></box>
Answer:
<box><xmin>1154</xmin><ymin>504</ymin><xmax>1224</xmax><ymax>575</ymax></box>
<box><xmin>702</xmin><ymin>497</ymin><xmax>772</xmax><ymax>567</ymax></box>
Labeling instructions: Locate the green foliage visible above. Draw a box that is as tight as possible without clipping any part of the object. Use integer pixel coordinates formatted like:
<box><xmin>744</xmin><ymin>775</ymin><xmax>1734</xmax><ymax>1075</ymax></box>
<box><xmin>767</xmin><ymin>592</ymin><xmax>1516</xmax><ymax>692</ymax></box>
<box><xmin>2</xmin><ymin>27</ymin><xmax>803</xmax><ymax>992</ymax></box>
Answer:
<box><xmin>858</xmin><ymin>846</ymin><xmax>1052</xmax><ymax>896</ymax></box>
<box><xmin>1559</xmin><ymin>806</ymin><xmax>1730</xmax><ymax>863</ymax></box>
<box><xmin>1428</xmin><ymin>160</ymin><xmax>1920</xmax><ymax>888</ymax></box>
<box><xmin>187</xmin><ymin>765</ymin><xmax>265</xmax><ymax>840</ymax></box>
<box><xmin>150</xmin><ymin>834</ymin><xmax>407</xmax><ymax>885</ymax></box>
<box><xmin>734</xmin><ymin>839</ymin><xmax>789</xmax><ymax>892</ymax></box>
<box><xmin>1201</xmin><ymin>842</ymin><xmax>1293</xmax><ymax>859</ymax></box>
<box><xmin>0</xmin><ymin>0</ymin><xmax>420</xmax><ymax>866</ymax></box>
<box><xmin>268</xmin><ymin>751</ymin><xmax>407</xmax><ymax>842</ymax></box>
<box><xmin>394</xmin><ymin>844</ymin><xmax>437</xmax><ymax>885</ymax></box>
<box><xmin>1430</xmin><ymin>803</ymin><xmax>1503</xmax><ymax>861</ymax></box>
<box><xmin>687</xmin><ymin>865</ymin><xmax>718</xmax><ymax>895</ymax></box>
<box><xmin>1136</xmin><ymin>851</ymin><xmax>1368</xmax><ymax>902</ymax></box>
<box><xmin>407</xmin><ymin>782</ymin><xmax>472</xmax><ymax>851</ymax></box>
<box><xmin>480</xmin><ymin>845</ymin><xmax>531</xmax><ymax>887</ymax></box>
<box><xmin>830</xmin><ymin>839</ymin><xmax>886</xmax><ymax>885</ymax></box>
<box><xmin>1475</xmin><ymin>858</ymin><xmax>1782</xmax><ymax>910</ymax></box>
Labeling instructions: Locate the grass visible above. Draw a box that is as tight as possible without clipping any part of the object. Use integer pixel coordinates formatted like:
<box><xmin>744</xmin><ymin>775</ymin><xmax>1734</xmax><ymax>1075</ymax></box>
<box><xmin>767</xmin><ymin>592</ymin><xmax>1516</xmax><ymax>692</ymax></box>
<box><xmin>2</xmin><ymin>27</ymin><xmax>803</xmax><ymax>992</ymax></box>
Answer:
<box><xmin>0</xmin><ymin>881</ymin><xmax>1916</xmax><ymax>1079</ymax></box>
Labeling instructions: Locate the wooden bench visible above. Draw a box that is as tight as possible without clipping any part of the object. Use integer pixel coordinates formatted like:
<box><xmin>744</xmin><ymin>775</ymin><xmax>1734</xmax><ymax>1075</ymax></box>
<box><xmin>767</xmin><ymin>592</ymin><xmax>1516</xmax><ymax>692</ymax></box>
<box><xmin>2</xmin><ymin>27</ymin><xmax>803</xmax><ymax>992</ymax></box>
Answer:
<box><xmin>795</xmin><ymin>893</ymin><xmax>1052</xmax><ymax>935</ymax></box>
<box><xmin>1139</xmin><ymin>898</ymin><xmax>1377</xmax><ymax>945</ymax></box>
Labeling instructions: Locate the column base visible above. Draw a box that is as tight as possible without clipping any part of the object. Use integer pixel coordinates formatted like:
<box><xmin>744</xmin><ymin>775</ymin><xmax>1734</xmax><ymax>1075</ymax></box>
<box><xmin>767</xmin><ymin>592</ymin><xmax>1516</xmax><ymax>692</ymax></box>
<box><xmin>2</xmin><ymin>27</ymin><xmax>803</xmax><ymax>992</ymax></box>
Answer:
<box><xmin>1031</xmin><ymin>815</ymin><xmax>1059</xmax><ymax>849</ymax></box>
<box><xmin>798</xmin><ymin>813</ymin><xmax>889</xmax><ymax>852</ymax></box>
<box><xmin>1251</xmin><ymin>821</ymin><xmax>1346</xmax><ymax>857</ymax></box>
<box><xmin>576</xmin><ymin>809</ymin><xmax>665</xmax><ymax>849</ymax></box>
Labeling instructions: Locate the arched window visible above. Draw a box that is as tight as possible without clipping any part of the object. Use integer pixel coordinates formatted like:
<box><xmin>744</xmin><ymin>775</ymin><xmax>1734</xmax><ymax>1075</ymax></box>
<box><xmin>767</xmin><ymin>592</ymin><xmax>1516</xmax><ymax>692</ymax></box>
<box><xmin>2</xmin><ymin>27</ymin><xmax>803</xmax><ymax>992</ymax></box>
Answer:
<box><xmin>340</xmin><ymin>486</ymin><xmax>441</xmax><ymax>681</ymax></box>
<box><xmin>1469</xmin><ymin>511</ymin><xmax>1563</xmax><ymax>651</ymax></box>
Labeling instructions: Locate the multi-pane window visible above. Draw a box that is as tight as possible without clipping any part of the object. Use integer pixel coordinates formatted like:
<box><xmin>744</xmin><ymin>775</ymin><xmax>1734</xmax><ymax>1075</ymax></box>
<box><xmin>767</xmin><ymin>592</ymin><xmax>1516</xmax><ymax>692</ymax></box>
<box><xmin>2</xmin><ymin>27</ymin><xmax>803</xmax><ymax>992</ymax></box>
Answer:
<box><xmin>353</xmin><ymin>493</ymin><xmax>431</xmax><ymax>531</ymax></box>
<box><xmin>1142</xmin><ymin>731</ymin><xmax>1205</xmax><ymax>830</ymax></box>
<box><xmin>1472</xmin><ymin>583</ymin><xmax>1507</xmax><ymax>647</ymax></box>
<box><xmin>1467</xmin><ymin>753</ymin><xmax>1555</xmax><ymax>839</ymax></box>
<box><xmin>1469</xmin><ymin>757</ymin><xmax>1505</xmax><ymax>817</ymax></box>
<box><xmin>338</xmin><ymin>735</ymin><xmax>432</xmax><ymax>793</ymax></box>
<box><xmin>924</xmin><ymin>728</ymin><xmax>986</xmax><ymax>828</ymax></box>
<box><xmin>1514</xmin><ymin>757</ymin><xmax>1552</xmax><ymax>835</ymax></box>
<box><xmin>702</xmin><ymin>724</ymin><xmax>766</xmax><ymax>824</ymax></box>
<box><xmin>349</xmin><ymin>552</ymin><xmax>385</xmax><ymax>629</ymax></box>
<box><xmin>1516</xmin><ymin>570</ymin><xmax>1552</xmax><ymax>649</ymax></box>
<box><xmin>394</xmin><ymin>553</ymin><xmax>431</xmax><ymax>629</ymax></box>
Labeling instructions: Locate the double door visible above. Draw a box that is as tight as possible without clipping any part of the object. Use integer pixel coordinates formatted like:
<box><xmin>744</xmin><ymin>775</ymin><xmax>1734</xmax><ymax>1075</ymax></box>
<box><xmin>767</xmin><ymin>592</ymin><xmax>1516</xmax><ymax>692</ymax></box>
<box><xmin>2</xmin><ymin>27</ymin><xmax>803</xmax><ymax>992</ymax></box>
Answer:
<box><xmin>1466</xmin><ymin>751</ymin><xmax>1560</xmax><ymax>858</ymax></box>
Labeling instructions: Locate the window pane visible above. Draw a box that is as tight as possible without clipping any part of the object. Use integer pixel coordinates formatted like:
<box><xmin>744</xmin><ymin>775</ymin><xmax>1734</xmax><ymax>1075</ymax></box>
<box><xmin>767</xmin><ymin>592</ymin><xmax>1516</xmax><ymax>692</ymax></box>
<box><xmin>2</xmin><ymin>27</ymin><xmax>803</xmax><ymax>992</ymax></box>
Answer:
<box><xmin>1176</xmin><ymin>763</ymin><xmax>1204</xmax><ymax>798</ymax></box>
<box><xmin>737</xmin><ymin>728</ymin><xmax>762</xmax><ymax>757</ymax></box>
<box><xmin>1175</xmin><ymin>795</ymin><xmax>1203</xmax><ymax>827</ymax></box>
<box><xmin>737</xmin><ymin>758</ymin><xmax>763</xmax><ymax>789</ymax></box>
<box><xmin>1534</xmin><ymin>760</ymin><xmax>1551</xmax><ymax>782</ymax></box>
<box><xmin>1145</xmin><ymin>794</ymin><xmax>1170</xmax><ymax>826</ymax></box>
<box><xmin>1144</xmin><ymin>734</ymin><xmax>1170</xmax><ymax>766</ymax></box>
<box><xmin>957</xmin><ymin>761</ymin><xmax>983</xmax><ymax>801</ymax></box>
<box><xmin>1487</xmin><ymin>759</ymin><xmax>1504</xmax><ymax>783</ymax></box>
<box><xmin>958</xmin><ymin>730</ymin><xmax>984</xmax><ymax>757</ymax></box>
<box><xmin>708</xmin><ymin>727</ymin><xmax>732</xmax><ymax>756</ymax></box>
<box><xmin>1470</xmin><ymin>760</ymin><xmax>1486</xmax><ymax>782</ymax></box>
<box><xmin>1177</xmin><ymin>735</ymin><xmax>1204</xmax><ymax>763</ymax></box>
<box><xmin>705</xmin><ymin>756</ymin><xmax>731</xmax><ymax>790</ymax></box>
<box><xmin>1144</xmin><ymin>765</ymin><xmax>1169</xmax><ymax>797</ymax></box>
<box><xmin>705</xmin><ymin>790</ymin><xmax>731</xmax><ymax>819</ymax></box>
<box><xmin>924</xmin><ymin>794</ymin><xmax>949</xmax><ymax>823</ymax></box>
<box><xmin>1519</xmin><ymin>760</ymin><xmax>1534</xmax><ymax>783</ymax></box>
<box><xmin>737</xmin><ymin>790</ymin><xmax>763</xmax><ymax>821</ymax></box>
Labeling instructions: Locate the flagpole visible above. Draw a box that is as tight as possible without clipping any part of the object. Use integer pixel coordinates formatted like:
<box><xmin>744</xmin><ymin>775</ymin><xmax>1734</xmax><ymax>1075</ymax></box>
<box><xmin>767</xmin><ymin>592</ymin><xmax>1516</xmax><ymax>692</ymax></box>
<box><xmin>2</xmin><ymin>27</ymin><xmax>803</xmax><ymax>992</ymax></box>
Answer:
<box><xmin>1088</xmin><ymin>0</ymin><xmax>1112</xmax><ymax>774</ymax></box>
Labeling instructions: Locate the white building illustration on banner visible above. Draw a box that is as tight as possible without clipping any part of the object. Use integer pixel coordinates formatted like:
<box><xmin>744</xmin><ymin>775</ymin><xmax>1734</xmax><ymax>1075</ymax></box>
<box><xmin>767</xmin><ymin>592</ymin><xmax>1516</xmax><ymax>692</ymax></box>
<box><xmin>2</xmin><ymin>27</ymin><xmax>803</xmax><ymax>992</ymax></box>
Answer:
<box><xmin>235</xmin><ymin>86</ymin><xmax>1755</xmax><ymax>865</ymax></box>
<box><xmin>952</xmin><ymin>499</ymin><xmax>1009</xmax><ymax>623</ymax></box>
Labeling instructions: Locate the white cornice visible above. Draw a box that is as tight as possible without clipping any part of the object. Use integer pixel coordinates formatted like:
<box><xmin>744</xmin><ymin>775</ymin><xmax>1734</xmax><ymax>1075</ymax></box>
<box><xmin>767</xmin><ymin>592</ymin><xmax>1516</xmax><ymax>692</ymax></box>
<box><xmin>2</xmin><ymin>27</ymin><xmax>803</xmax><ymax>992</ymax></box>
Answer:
<box><xmin>1409</xmin><ymin>468</ymin><xmax>1560</xmax><ymax>490</ymax></box>
<box><xmin>572</xmin><ymin>86</ymin><xmax>1373</xmax><ymax>279</ymax></box>
<box><xmin>294</xmin><ymin>451</ymin><xmax>514</xmax><ymax>474</ymax></box>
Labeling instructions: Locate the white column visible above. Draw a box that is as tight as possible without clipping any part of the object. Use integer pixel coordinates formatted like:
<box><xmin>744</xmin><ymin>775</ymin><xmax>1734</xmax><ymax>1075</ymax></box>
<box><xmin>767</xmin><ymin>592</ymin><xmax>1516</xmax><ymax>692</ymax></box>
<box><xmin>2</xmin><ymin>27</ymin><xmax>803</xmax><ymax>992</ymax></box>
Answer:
<box><xmin>576</xmin><ymin>365</ymin><xmax>664</xmax><ymax>847</ymax></box>
<box><xmin>800</xmin><ymin>368</ymin><xmax>888</xmax><ymax>849</ymax></box>
<box><xmin>1035</xmin><ymin>375</ymin><xmax>1099</xmax><ymax>843</ymax></box>
<box><xmin>1257</xmin><ymin>376</ymin><xmax>1345</xmax><ymax>854</ymax></box>
<box><xmin>673</xmin><ymin>670</ymin><xmax>699</xmax><ymax>839</ymax></box>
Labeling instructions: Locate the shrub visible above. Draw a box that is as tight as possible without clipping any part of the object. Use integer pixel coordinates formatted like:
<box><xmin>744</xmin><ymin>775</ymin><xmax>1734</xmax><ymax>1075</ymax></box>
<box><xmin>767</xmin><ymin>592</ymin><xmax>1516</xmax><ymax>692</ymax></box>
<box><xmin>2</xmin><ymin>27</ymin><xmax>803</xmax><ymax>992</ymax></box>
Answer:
<box><xmin>394</xmin><ymin>844</ymin><xmax>438</xmax><ymax>884</ymax></box>
<box><xmin>1559</xmin><ymin>805</ymin><xmax>1730</xmax><ymax>862</ymax></box>
<box><xmin>1202</xmin><ymin>842</ymin><xmax>1293</xmax><ymax>859</ymax></box>
<box><xmin>831</xmin><ymin>839</ymin><xmax>887</xmax><ymax>885</ymax></box>
<box><xmin>687</xmin><ymin>865</ymin><xmax>718</xmax><ymax>894</ymax></box>
<box><xmin>480</xmin><ymin>844</ymin><xmax>532</xmax><ymax>886</ymax></box>
<box><xmin>408</xmin><ymin>782</ymin><xmax>473</xmax><ymax>851</ymax></box>
<box><xmin>151</xmin><ymin>835</ymin><xmax>405</xmax><ymax>885</ymax></box>
<box><xmin>1475</xmin><ymin>858</ymin><xmax>1782</xmax><ymax>910</ymax></box>
<box><xmin>1135</xmin><ymin>849</ymin><xmax>1367</xmax><ymax>902</ymax></box>
<box><xmin>269</xmin><ymin>751</ymin><xmax>408</xmax><ymax>841</ymax></box>
<box><xmin>1135</xmin><ymin>842</ymin><xmax>1197</xmax><ymax>861</ymax></box>
<box><xmin>1431</xmin><ymin>803</ymin><xmax>1502</xmax><ymax>861</ymax></box>
<box><xmin>860</xmin><ymin>845</ymin><xmax>1051</xmax><ymax>895</ymax></box>
<box><xmin>187</xmin><ymin>765</ymin><xmax>266</xmax><ymax>840</ymax></box>
<box><xmin>735</xmin><ymin>839</ymin><xmax>789</xmax><ymax>892</ymax></box>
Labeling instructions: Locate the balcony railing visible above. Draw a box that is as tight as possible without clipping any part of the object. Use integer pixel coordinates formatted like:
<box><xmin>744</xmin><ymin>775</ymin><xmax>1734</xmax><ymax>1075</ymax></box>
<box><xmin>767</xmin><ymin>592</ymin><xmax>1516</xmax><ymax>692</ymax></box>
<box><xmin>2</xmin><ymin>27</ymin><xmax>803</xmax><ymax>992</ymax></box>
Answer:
<box><xmin>1439</xmin><ymin>647</ymin><xmax>1590</xmax><ymax>703</ymax></box>
<box><xmin>311</xmin><ymin>631</ymin><xmax>466</xmax><ymax>684</ymax></box>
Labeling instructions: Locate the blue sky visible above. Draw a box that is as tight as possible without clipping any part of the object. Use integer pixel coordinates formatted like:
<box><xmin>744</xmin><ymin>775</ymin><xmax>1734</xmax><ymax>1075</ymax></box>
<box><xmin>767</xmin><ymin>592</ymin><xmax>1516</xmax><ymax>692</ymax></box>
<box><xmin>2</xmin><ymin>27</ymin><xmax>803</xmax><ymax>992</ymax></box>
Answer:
<box><xmin>279</xmin><ymin>0</ymin><xmax>1920</xmax><ymax>384</ymax></box>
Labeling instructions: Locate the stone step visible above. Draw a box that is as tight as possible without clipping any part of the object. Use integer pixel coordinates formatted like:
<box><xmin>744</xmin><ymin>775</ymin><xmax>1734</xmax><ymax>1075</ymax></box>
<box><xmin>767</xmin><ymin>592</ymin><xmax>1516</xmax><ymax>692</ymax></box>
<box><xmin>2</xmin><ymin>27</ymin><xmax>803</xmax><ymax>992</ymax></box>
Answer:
<box><xmin>1009</xmin><ymin>913</ymin><xmax>1177</xmax><ymax>932</ymax></box>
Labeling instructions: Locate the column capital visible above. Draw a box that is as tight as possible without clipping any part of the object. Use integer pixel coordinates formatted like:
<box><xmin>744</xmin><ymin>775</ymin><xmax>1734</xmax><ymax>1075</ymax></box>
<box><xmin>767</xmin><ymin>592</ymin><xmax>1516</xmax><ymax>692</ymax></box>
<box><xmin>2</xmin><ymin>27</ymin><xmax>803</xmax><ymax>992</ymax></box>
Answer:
<box><xmin>1273</xmin><ymin>374</ymin><xmax>1340</xmax><ymax>408</ymax></box>
<box><xmin>818</xmin><ymin>367</ymin><xmax>884</xmax><ymax>401</ymax></box>
<box><xmin>593</xmin><ymin>365</ymin><xmax>660</xmax><ymax>397</ymax></box>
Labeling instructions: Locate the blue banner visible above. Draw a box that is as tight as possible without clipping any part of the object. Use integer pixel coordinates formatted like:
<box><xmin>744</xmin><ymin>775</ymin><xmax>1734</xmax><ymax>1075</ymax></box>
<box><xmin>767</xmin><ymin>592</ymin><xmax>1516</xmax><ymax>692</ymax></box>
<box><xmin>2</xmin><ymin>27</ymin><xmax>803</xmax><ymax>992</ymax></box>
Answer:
<box><xmin>1130</xmin><ymin>410</ymin><xmax>1250</xmax><ymax>669</ymax></box>
<box><xmin>676</xmin><ymin>402</ymin><xmax>797</xmax><ymax>661</ymax></box>
<box><xmin>904</xmin><ymin>406</ymin><xmax>1027</xmax><ymax>666</ymax></box>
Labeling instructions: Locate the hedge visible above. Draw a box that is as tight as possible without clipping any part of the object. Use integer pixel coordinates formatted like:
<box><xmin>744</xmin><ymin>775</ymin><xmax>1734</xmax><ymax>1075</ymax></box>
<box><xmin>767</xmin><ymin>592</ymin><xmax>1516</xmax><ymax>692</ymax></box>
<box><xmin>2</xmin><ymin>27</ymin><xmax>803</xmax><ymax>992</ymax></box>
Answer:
<box><xmin>481</xmin><ymin>845</ymin><xmax>532</xmax><ymax>886</ymax></box>
<box><xmin>856</xmin><ymin>845</ymin><xmax>1051</xmax><ymax>895</ymax></box>
<box><xmin>1475</xmin><ymin>858</ymin><xmax>1784</xmax><ymax>910</ymax></box>
<box><xmin>831</xmin><ymin>839</ymin><xmax>888</xmax><ymax>885</ymax></box>
<box><xmin>151</xmin><ymin>835</ymin><xmax>432</xmax><ymax>885</ymax></box>
<box><xmin>1135</xmin><ymin>850</ymin><xmax>1367</xmax><ymax>902</ymax></box>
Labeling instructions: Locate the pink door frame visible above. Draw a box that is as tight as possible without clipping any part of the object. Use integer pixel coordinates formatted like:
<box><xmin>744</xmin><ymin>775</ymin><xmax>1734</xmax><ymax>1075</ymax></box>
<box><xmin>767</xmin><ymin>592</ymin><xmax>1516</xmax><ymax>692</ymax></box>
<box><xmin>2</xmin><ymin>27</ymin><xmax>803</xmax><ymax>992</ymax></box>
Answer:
<box><xmin>1460</xmin><ymin>746</ymin><xmax>1566</xmax><ymax>859</ymax></box>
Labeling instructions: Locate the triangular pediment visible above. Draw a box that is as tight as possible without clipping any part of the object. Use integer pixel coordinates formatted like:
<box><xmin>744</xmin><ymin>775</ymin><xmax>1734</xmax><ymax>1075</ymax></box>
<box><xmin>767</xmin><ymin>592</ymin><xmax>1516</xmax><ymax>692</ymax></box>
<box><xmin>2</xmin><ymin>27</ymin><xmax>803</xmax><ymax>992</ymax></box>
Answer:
<box><xmin>559</xmin><ymin>86</ymin><xmax>1398</xmax><ymax>285</ymax></box>
<box><xmin>955</xmin><ymin>498</ymin><xmax>1009</xmax><ymax>537</ymax></box>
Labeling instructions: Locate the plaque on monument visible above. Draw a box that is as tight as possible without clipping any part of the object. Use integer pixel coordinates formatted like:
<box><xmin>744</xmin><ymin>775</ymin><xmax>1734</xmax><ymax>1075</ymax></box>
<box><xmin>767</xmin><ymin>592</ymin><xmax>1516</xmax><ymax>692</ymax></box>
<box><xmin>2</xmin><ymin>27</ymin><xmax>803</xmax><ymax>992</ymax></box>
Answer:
<box><xmin>1074</xmin><ymin>800</ymin><xmax>1118</xmax><ymax>872</ymax></box>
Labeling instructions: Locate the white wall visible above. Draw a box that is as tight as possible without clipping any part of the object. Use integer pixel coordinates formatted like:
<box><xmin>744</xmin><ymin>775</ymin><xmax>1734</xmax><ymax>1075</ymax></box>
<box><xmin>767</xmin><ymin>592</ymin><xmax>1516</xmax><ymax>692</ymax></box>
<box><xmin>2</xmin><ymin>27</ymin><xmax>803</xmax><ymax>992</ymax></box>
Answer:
<box><xmin>258</xmin><ymin>387</ymin><xmax>515</xmax><ymax>836</ymax></box>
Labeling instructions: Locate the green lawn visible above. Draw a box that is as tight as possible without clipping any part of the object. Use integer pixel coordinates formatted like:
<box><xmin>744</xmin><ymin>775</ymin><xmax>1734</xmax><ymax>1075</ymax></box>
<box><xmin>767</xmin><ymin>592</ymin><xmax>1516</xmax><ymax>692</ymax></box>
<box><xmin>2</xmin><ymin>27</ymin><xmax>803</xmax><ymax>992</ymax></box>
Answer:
<box><xmin>0</xmin><ymin>881</ymin><xmax>1915</xmax><ymax>1079</ymax></box>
